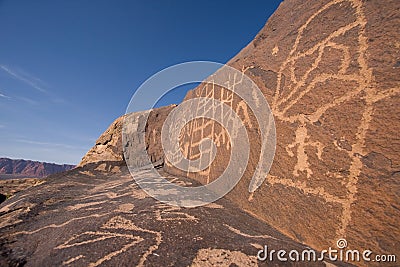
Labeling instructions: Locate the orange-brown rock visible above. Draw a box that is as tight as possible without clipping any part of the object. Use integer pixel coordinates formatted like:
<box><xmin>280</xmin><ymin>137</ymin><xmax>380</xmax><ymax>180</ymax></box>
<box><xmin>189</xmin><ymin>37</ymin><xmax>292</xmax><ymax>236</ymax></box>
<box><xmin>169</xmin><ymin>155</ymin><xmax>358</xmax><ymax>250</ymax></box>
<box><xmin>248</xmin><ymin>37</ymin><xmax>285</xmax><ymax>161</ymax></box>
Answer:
<box><xmin>75</xmin><ymin>0</ymin><xmax>399</xmax><ymax>258</ymax></box>
<box><xmin>5</xmin><ymin>0</ymin><xmax>395</xmax><ymax>265</ymax></box>
<box><xmin>79</xmin><ymin>105</ymin><xmax>176</xmax><ymax>168</ymax></box>
<box><xmin>167</xmin><ymin>0</ymin><xmax>400</xmax><ymax>258</ymax></box>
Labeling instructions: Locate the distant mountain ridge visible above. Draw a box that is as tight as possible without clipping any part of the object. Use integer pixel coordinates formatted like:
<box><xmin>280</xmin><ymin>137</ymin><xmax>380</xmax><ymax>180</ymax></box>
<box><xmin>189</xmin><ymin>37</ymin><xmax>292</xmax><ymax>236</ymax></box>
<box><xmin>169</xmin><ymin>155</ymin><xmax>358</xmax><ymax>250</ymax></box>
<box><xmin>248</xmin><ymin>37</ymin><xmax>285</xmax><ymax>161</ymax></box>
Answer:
<box><xmin>0</xmin><ymin>158</ymin><xmax>75</xmax><ymax>178</ymax></box>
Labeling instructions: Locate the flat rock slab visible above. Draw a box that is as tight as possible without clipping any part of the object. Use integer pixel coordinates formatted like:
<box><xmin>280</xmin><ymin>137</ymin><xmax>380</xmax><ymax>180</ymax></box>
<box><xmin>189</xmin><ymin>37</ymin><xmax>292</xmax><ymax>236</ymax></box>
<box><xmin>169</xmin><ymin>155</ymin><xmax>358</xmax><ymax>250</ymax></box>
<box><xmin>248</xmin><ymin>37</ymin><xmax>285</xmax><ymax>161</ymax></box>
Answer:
<box><xmin>0</xmin><ymin>163</ymin><xmax>348</xmax><ymax>266</ymax></box>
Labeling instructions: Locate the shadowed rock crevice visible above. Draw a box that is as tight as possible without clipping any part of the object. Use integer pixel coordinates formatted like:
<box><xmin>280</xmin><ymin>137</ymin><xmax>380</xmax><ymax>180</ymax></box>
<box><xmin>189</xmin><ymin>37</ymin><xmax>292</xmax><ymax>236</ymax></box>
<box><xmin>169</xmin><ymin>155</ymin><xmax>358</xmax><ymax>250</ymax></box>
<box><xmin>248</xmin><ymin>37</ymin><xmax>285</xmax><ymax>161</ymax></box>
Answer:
<box><xmin>0</xmin><ymin>194</ymin><xmax>6</xmax><ymax>204</ymax></box>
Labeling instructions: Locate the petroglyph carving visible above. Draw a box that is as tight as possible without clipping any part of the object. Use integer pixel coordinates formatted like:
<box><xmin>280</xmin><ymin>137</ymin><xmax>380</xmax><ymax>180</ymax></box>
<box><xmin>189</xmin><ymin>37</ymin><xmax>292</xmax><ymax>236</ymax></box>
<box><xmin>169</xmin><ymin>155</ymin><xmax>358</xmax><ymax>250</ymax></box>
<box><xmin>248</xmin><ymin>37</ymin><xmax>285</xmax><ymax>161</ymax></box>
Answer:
<box><xmin>167</xmin><ymin>64</ymin><xmax>275</xmax><ymax>198</ymax></box>
<box><xmin>172</xmin><ymin>0</ymin><xmax>399</xmax><ymax>245</ymax></box>
<box><xmin>55</xmin><ymin>215</ymin><xmax>162</xmax><ymax>267</ymax></box>
<box><xmin>265</xmin><ymin>0</ymin><xmax>400</xmax><ymax>242</ymax></box>
<box><xmin>154</xmin><ymin>203</ymin><xmax>198</xmax><ymax>222</ymax></box>
<box><xmin>224</xmin><ymin>224</ymin><xmax>278</xmax><ymax>241</ymax></box>
<box><xmin>272</xmin><ymin>45</ymin><xmax>279</xmax><ymax>56</ymax></box>
<box><xmin>285</xmin><ymin>116</ymin><xmax>323</xmax><ymax>178</ymax></box>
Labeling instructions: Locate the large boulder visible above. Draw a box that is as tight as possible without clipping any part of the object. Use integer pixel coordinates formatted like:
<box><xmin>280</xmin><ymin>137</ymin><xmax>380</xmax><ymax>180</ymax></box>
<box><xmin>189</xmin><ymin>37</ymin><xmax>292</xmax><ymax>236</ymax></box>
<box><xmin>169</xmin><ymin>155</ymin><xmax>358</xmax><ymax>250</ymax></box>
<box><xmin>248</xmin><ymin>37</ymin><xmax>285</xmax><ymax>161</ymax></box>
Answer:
<box><xmin>75</xmin><ymin>0</ymin><xmax>399</xmax><ymax>260</ymax></box>
<box><xmin>164</xmin><ymin>0</ymin><xmax>400</xmax><ymax>257</ymax></box>
<box><xmin>78</xmin><ymin>105</ymin><xmax>176</xmax><ymax>168</ymax></box>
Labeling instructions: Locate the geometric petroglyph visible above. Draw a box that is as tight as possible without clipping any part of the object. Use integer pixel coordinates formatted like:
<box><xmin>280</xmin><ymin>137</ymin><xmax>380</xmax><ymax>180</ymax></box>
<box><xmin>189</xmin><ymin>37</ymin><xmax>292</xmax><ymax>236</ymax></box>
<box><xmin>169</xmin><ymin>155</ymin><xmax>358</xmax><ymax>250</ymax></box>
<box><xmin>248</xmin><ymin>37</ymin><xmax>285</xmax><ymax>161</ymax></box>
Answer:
<box><xmin>166</xmin><ymin>64</ymin><xmax>273</xmax><ymax>191</ymax></box>
<box><xmin>55</xmin><ymin>215</ymin><xmax>162</xmax><ymax>267</ymax></box>
<box><xmin>153</xmin><ymin>203</ymin><xmax>198</xmax><ymax>222</ymax></box>
<box><xmin>128</xmin><ymin>61</ymin><xmax>276</xmax><ymax>207</ymax></box>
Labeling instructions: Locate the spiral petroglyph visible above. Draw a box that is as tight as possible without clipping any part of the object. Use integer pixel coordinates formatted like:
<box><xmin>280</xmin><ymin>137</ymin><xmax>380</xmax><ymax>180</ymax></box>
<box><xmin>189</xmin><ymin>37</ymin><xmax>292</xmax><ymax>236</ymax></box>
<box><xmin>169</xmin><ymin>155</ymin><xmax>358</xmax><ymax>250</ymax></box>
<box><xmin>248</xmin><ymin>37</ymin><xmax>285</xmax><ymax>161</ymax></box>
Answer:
<box><xmin>122</xmin><ymin>62</ymin><xmax>276</xmax><ymax>207</ymax></box>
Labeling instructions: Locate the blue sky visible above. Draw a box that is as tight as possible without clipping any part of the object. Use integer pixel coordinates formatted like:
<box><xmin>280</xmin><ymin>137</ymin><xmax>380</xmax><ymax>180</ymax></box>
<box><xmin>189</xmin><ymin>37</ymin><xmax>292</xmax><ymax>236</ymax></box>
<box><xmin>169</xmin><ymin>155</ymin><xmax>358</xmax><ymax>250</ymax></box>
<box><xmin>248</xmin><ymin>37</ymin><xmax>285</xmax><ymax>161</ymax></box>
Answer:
<box><xmin>0</xmin><ymin>0</ymin><xmax>281</xmax><ymax>165</ymax></box>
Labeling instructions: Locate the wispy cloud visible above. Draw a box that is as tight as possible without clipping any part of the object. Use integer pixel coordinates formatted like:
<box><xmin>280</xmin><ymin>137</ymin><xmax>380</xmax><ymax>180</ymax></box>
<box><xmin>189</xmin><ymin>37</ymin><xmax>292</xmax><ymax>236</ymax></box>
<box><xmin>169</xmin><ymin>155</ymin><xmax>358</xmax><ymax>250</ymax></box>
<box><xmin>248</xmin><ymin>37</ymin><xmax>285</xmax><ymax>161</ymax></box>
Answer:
<box><xmin>15</xmin><ymin>139</ymin><xmax>88</xmax><ymax>151</ymax></box>
<box><xmin>0</xmin><ymin>65</ymin><xmax>47</xmax><ymax>93</ymax></box>
<box><xmin>0</xmin><ymin>92</ymin><xmax>11</xmax><ymax>99</ymax></box>
<box><xmin>15</xmin><ymin>68</ymin><xmax>47</xmax><ymax>86</ymax></box>
<box><xmin>0</xmin><ymin>124</ymin><xmax>5</xmax><ymax>128</ymax></box>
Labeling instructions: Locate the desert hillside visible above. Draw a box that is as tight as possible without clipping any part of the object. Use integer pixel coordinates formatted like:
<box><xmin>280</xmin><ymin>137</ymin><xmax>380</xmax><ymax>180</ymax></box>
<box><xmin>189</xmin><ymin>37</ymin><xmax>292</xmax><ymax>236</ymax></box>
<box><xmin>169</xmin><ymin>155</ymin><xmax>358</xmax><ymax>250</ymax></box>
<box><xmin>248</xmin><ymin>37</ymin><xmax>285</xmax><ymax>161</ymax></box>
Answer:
<box><xmin>0</xmin><ymin>158</ymin><xmax>74</xmax><ymax>178</ymax></box>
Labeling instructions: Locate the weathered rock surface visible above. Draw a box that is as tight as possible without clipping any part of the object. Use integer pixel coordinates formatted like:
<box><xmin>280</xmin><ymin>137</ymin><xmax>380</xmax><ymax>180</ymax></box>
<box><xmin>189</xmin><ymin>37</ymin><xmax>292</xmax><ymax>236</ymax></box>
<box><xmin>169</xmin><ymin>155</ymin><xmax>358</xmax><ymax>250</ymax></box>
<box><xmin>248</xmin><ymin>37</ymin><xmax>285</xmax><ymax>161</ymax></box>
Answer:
<box><xmin>0</xmin><ymin>178</ymin><xmax>43</xmax><ymax>204</ymax></box>
<box><xmin>0</xmin><ymin>162</ymin><xmax>345</xmax><ymax>266</ymax></box>
<box><xmin>76</xmin><ymin>0</ymin><xmax>399</xmax><ymax>260</ymax></box>
<box><xmin>0</xmin><ymin>158</ymin><xmax>74</xmax><ymax>178</ymax></box>
<box><xmin>0</xmin><ymin>0</ymin><xmax>398</xmax><ymax>265</ymax></box>
<box><xmin>78</xmin><ymin>105</ymin><xmax>175</xmax><ymax>168</ymax></box>
<box><xmin>170</xmin><ymin>0</ymin><xmax>400</xmax><ymax>259</ymax></box>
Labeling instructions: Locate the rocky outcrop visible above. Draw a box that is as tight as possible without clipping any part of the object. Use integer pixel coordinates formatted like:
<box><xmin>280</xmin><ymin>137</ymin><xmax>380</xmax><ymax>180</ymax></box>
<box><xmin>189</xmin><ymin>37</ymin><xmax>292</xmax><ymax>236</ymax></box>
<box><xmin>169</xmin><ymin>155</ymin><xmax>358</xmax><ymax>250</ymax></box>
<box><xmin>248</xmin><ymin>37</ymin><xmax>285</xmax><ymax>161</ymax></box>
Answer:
<box><xmin>78</xmin><ymin>116</ymin><xmax>125</xmax><ymax>166</ymax></box>
<box><xmin>166</xmin><ymin>0</ymin><xmax>400</xmax><ymax>258</ymax></box>
<box><xmin>78</xmin><ymin>105</ymin><xmax>176</xmax><ymax>168</ymax></box>
<box><xmin>2</xmin><ymin>0</ymin><xmax>397</xmax><ymax>265</ymax></box>
<box><xmin>0</xmin><ymin>158</ymin><xmax>74</xmax><ymax>178</ymax></box>
<box><xmin>75</xmin><ymin>0</ymin><xmax>399</xmax><ymax>258</ymax></box>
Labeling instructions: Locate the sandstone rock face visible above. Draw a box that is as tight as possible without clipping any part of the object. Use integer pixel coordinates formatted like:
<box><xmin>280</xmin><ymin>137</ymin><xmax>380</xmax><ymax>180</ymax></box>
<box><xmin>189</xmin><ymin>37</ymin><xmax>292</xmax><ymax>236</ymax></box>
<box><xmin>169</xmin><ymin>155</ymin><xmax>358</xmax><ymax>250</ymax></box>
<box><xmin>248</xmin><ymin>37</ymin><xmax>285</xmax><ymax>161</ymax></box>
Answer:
<box><xmin>78</xmin><ymin>116</ymin><xmax>125</xmax><ymax>167</ymax></box>
<box><xmin>165</xmin><ymin>0</ymin><xmax>400</xmax><ymax>257</ymax></box>
<box><xmin>0</xmin><ymin>158</ymin><xmax>74</xmax><ymax>178</ymax></box>
<box><xmin>79</xmin><ymin>105</ymin><xmax>175</xmax><ymax>168</ymax></box>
